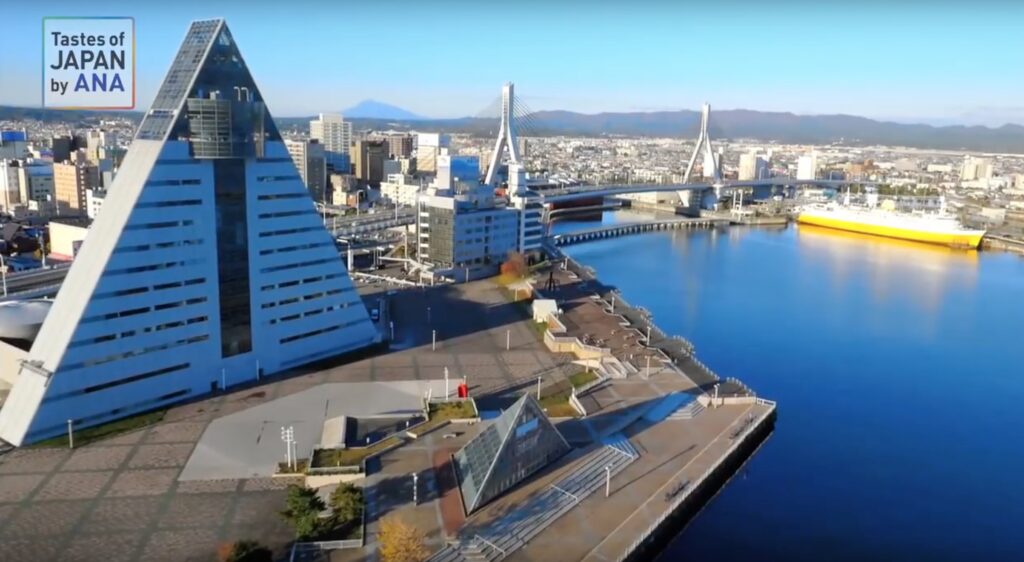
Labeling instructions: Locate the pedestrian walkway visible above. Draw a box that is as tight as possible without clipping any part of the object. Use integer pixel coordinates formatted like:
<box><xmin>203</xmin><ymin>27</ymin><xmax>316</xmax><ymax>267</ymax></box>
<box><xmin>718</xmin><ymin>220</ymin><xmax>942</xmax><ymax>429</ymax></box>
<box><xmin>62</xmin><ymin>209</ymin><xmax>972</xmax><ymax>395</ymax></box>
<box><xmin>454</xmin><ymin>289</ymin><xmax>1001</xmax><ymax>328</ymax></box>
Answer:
<box><xmin>427</xmin><ymin>434</ymin><xmax>638</xmax><ymax>562</ymax></box>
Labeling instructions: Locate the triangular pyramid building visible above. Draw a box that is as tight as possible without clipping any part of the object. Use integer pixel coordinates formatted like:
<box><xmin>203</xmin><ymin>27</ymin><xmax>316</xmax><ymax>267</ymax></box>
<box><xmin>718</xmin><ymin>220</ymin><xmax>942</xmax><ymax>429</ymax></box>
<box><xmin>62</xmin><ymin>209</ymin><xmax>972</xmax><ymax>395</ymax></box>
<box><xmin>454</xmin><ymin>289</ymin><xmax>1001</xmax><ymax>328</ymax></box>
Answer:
<box><xmin>453</xmin><ymin>394</ymin><xmax>571</xmax><ymax>514</ymax></box>
<box><xmin>0</xmin><ymin>20</ymin><xmax>377</xmax><ymax>445</ymax></box>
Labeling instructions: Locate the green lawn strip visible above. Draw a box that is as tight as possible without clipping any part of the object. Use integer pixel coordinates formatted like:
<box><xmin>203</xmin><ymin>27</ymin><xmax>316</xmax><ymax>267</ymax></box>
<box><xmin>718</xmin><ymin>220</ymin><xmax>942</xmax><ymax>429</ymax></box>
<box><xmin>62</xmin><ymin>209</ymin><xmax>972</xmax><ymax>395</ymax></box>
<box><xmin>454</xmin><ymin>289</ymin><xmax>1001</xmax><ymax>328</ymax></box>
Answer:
<box><xmin>30</xmin><ymin>409</ymin><xmax>167</xmax><ymax>448</ymax></box>
<box><xmin>538</xmin><ymin>379</ymin><xmax>581</xmax><ymax>418</ymax></box>
<box><xmin>429</xmin><ymin>400</ymin><xmax>477</xmax><ymax>421</ymax></box>
<box><xmin>568</xmin><ymin>370</ymin><xmax>598</xmax><ymax>389</ymax></box>
<box><xmin>311</xmin><ymin>435</ymin><xmax>403</xmax><ymax>468</ymax></box>
<box><xmin>276</xmin><ymin>459</ymin><xmax>311</xmax><ymax>475</ymax></box>
<box><xmin>414</xmin><ymin>400</ymin><xmax>478</xmax><ymax>435</ymax></box>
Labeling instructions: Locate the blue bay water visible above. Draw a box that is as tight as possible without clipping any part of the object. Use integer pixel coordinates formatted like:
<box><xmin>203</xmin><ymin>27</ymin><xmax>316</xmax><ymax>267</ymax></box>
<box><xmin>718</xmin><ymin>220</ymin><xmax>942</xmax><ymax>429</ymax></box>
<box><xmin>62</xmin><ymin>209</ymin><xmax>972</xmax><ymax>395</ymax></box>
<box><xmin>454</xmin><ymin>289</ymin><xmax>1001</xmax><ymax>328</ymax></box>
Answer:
<box><xmin>553</xmin><ymin>212</ymin><xmax>1024</xmax><ymax>561</ymax></box>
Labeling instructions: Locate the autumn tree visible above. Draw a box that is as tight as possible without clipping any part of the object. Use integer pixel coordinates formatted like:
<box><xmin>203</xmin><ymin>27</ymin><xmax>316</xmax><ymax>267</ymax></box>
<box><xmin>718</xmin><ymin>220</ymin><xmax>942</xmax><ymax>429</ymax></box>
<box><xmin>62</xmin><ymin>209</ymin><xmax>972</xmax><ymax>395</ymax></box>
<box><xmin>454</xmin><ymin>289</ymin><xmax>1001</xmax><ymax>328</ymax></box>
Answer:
<box><xmin>378</xmin><ymin>516</ymin><xmax>429</xmax><ymax>562</ymax></box>
<box><xmin>500</xmin><ymin>251</ymin><xmax>528</xmax><ymax>279</ymax></box>
<box><xmin>216</xmin><ymin>540</ymin><xmax>272</xmax><ymax>562</ymax></box>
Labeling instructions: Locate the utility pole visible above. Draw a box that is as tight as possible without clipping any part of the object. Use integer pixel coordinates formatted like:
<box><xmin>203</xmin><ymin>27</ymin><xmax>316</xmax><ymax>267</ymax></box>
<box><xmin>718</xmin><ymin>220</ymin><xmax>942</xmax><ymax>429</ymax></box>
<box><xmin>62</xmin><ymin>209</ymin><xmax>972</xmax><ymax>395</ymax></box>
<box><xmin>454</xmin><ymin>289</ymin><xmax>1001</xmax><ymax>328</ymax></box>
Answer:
<box><xmin>281</xmin><ymin>426</ymin><xmax>295</xmax><ymax>470</ymax></box>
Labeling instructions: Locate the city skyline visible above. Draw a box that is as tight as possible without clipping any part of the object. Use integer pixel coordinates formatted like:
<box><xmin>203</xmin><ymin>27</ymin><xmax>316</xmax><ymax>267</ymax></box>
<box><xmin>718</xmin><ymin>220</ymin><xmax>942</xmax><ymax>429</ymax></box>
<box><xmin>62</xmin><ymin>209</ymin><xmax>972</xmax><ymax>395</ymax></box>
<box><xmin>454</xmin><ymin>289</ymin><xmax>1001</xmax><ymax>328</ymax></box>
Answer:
<box><xmin>3</xmin><ymin>0</ymin><xmax>1024</xmax><ymax>126</ymax></box>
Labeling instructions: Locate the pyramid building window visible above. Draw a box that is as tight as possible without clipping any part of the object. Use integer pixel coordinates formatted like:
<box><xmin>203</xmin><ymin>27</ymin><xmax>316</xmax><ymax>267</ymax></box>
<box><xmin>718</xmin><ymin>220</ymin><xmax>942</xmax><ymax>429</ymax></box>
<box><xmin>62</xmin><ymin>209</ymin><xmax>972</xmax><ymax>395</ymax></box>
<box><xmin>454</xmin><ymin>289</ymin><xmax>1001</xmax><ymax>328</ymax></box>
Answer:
<box><xmin>0</xmin><ymin>19</ymin><xmax>377</xmax><ymax>446</ymax></box>
<box><xmin>453</xmin><ymin>394</ymin><xmax>571</xmax><ymax>514</ymax></box>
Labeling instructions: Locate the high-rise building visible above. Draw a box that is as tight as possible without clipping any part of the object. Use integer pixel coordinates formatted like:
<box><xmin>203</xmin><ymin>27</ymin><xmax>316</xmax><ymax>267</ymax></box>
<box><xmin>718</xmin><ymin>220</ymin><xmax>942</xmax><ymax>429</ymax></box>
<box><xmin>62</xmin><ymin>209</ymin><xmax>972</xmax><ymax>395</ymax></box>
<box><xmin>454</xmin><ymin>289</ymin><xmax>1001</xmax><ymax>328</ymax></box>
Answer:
<box><xmin>436</xmin><ymin>155</ymin><xmax>481</xmax><ymax>192</ymax></box>
<box><xmin>797</xmin><ymin>152</ymin><xmax>818</xmax><ymax>181</ymax></box>
<box><xmin>285</xmin><ymin>139</ymin><xmax>328</xmax><ymax>204</ymax></box>
<box><xmin>309</xmin><ymin>113</ymin><xmax>352</xmax><ymax>171</ymax></box>
<box><xmin>50</xmin><ymin>136</ymin><xmax>73</xmax><ymax>163</ymax></box>
<box><xmin>350</xmin><ymin>139</ymin><xmax>388</xmax><ymax>186</ymax></box>
<box><xmin>738</xmin><ymin>151</ymin><xmax>770</xmax><ymax>181</ymax></box>
<box><xmin>17</xmin><ymin>161</ymin><xmax>55</xmax><ymax>213</ymax></box>
<box><xmin>417</xmin><ymin>180</ymin><xmax>520</xmax><ymax>280</ymax></box>
<box><xmin>0</xmin><ymin>131</ymin><xmax>29</xmax><ymax>160</ymax></box>
<box><xmin>52</xmin><ymin>150</ymin><xmax>99</xmax><ymax>216</ymax></box>
<box><xmin>85</xmin><ymin>130</ymin><xmax>119</xmax><ymax>164</ymax></box>
<box><xmin>415</xmin><ymin>133</ymin><xmax>450</xmax><ymax>173</ymax></box>
<box><xmin>0</xmin><ymin>160</ymin><xmax>22</xmax><ymax>213</ymax></box>
<box><xmin>961</xmin><ymin>156</ymin><xmax>993</xmax><ymax>181</ymax></box>
<box><xmin>0</xmin><ymin>19</ymin><xmax>377</xmax><ymax>446</ymax></box>
<box><xmin>384</xmin><ymin>133</ymin><xmax>414</xmax><ymax>159</ymax></box>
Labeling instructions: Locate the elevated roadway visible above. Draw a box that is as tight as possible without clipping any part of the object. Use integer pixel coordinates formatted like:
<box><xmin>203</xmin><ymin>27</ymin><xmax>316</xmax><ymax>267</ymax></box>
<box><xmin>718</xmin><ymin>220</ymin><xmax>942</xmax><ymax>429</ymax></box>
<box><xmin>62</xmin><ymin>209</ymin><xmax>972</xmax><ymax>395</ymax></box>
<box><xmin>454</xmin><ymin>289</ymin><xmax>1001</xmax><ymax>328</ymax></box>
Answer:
<box><xmin>531</xmin><ymin>177</ymin><xmax>879</xmax><ymax>204</ymax></box>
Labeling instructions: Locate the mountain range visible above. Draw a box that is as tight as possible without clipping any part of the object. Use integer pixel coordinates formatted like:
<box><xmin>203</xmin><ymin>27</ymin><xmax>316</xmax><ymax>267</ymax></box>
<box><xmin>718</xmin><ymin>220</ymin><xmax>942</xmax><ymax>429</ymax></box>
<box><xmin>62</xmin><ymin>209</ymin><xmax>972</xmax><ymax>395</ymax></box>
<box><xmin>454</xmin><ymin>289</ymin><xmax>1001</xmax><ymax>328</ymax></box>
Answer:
<box><xmin>4</xmin><ymin>103</ymin><xmax>1024</xmax><ymax>153</ymax></box>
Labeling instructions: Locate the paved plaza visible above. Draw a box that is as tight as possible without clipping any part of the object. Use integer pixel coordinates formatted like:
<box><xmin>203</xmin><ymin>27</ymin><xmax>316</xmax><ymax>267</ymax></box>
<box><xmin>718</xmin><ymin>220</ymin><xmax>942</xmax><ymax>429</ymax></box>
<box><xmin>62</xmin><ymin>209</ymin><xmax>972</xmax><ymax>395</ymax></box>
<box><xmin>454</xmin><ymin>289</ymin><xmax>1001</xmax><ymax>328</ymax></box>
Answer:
<box><xmin>0</xmin><ymin>280</ymin><xmax>570</xmax><ymax>562</ymax></box>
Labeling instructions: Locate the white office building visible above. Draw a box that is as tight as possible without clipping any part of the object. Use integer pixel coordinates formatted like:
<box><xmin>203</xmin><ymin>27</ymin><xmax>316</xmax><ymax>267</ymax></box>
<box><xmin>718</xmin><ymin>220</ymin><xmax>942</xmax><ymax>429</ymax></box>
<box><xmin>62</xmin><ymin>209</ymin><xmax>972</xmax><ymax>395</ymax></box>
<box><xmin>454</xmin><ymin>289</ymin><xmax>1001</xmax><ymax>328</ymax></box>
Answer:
<box><xmin>309</xmin><ymin>113</ymin><xmax>353</xmax><ymax>171</ymax></box>
<box><xmin>797</xmin><ymin>152</ymin><xmax>818</xmax><ymax>181</ymax></box>
<box><xmin>417</xmin><ymin>181</ymin><xmax>520</xmax><ymax>280</ymax></box>
<box><xmin>738</xmin><ymin>151</ymin><xmax>770</xmax><ymax>181</ymax></box>
<box><xmin>507</xmin><ymin>164</ymin><xmax>543</xmax><ymax>257</ymax></box>
<box><xmin>379</xmin><ymin>174</ymin><xmax>421</xmax><ymax>207</ymax></box>
<box><xmin>415</xmin><ymin>133</ymin><xmax>450</xmax><ymax>173</ymax></box>
<box><xmin>0</xmin><ymin>20</ymin><xmax>377</xmax><ymax>446</ymax></box>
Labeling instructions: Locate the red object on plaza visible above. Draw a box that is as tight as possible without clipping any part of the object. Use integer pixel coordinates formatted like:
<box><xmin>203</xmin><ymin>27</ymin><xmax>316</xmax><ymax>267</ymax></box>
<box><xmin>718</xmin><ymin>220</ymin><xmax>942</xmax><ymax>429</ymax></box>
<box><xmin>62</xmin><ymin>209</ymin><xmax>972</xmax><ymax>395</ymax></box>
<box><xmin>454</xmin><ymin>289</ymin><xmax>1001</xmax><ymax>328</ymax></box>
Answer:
<box><xmin>458</xmin><ymin>383</ymin><xmax>468</xmax><ymax>398</ymax></box>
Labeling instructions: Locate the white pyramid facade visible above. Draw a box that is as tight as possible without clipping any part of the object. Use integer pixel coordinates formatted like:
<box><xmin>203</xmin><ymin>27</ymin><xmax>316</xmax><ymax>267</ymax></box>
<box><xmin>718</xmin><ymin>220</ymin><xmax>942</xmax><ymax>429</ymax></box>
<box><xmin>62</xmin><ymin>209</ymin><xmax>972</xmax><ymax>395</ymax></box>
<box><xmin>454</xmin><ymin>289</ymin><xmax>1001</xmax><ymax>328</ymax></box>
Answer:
<box><xmin>0</xmin><ymin>20</ymin><xmax>376</xmax><ymax>445</ymax></box>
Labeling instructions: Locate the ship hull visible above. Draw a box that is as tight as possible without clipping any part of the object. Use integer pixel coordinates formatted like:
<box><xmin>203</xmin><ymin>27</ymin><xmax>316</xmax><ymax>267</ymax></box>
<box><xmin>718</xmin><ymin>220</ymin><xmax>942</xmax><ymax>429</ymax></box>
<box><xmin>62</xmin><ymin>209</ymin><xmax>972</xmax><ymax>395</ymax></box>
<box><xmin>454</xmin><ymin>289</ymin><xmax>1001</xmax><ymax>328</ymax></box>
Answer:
<box><xmin>797</xmin><ymin>212</ymin><xmax>984</xmax><ymax>249</ymax></box>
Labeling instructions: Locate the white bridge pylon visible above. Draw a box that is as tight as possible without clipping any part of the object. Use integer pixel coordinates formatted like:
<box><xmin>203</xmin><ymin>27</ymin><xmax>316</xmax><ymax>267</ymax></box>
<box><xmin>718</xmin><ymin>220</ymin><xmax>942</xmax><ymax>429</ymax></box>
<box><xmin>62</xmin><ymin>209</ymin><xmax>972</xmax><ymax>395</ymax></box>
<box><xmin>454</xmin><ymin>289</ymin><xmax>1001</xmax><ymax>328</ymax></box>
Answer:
<box><xmin>683</xmin><ymin>102</ymin><xmax>721</xmax><ymax>184</ymax></box>
<box><xmin>485</xmin><ymin>82</ymin><xmax>522</xmax><ymax>187</ymax></box>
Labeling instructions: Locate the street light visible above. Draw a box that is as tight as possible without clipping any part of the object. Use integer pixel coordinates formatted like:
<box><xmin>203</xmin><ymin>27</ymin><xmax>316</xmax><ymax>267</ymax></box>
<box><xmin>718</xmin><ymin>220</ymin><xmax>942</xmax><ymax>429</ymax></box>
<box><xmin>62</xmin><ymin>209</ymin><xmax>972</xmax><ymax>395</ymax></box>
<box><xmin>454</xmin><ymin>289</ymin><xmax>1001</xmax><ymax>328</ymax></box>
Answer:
<box><xmin>280</xmin><ymin>426</ymin><xmax>296</xmax><ymax>471</ymax></box>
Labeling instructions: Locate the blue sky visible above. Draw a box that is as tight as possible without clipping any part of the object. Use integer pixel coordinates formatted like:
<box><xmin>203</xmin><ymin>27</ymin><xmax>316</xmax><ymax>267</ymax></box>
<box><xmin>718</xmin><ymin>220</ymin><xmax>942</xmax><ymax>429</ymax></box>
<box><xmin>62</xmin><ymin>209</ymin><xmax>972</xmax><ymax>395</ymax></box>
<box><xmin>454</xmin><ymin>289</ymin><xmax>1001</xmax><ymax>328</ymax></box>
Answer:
<box><xmin>3</xmin><ymin>0</ymin><xmax>1024</xmax><ymax>125</ymax></box>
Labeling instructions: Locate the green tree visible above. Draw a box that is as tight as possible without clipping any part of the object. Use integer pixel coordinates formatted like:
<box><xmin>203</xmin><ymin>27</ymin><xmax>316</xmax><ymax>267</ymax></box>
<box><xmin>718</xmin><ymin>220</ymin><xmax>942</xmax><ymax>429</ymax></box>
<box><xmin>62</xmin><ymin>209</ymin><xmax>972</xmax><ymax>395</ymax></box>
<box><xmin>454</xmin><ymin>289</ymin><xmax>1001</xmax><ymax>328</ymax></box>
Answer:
<box><xmin>329</xmin><ymin>482</ymin><xmax>364</xmax><ymax>525</ymax></box>
<box><xmin>279</xmin><ymin>484</ymin><xmax>328</xmax><ymax>540</ymax></box>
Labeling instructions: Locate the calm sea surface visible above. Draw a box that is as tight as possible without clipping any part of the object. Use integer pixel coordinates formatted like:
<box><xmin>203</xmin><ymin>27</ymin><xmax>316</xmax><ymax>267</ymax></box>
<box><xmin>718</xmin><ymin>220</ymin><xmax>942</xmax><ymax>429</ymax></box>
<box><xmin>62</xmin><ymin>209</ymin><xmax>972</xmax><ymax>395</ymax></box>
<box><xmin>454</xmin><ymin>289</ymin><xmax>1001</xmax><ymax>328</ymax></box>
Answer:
<box><xmin>552</xmin><ymin>211</ymin><xmax>1024</xmax><ymax>561</ymax></box>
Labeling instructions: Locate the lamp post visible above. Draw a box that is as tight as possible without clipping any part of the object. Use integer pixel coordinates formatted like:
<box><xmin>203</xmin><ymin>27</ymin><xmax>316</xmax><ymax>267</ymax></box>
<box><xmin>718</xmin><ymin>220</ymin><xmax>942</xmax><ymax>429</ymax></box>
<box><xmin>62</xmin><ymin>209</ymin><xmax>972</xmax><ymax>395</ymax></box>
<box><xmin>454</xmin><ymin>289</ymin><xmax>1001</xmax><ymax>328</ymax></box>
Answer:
<box><xmin>67</xmin><ymin>419</ymin><xmax>74</xmax><ymax>449</ymax></box>
<box><xmin>280</xmin><ymin>426</ymin><xmax>295</xmax><ymax>470</ymax></box>
<box><xmin>506</xmin><ymin>329</ymin><xmax>511</xmax><ymax>351</ymax></box>
<box><xmin>432</xmin><ymin>329</ymin><xmax>436</xmax><ymax>351</ymax></box>
<box><xmin>412</xmin><ymin>472</ymin><xmax>419</xmax><ymax>505</ymax></box>
<box><xmin>605</xmin><ymin>465</ymin><xmax>611</xmax><ymax>497</ymax></box>
<box><xmin>444</xmin><ymin>367</ymin><xmax>449</xmax><ymax>399</ymax></box>
<box><xmin>536</xmin><ymin>376</ymin><xmax>541</xmax><ymax>400</ymax></box>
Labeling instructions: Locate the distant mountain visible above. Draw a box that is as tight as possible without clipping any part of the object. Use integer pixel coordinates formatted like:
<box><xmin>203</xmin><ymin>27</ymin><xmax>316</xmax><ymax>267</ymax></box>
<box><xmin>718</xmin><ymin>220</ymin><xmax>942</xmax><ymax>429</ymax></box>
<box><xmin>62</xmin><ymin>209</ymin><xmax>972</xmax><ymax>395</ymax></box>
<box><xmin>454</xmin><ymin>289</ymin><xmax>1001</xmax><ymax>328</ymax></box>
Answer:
<box><xmin>4</xmin><ymin>104</ymin><xmax>1024</xmax><ymax>153</ymax></box>
<box><xmin>341</xmin><ymin>100</ymin><xmax>423</xmax><ymax>120</ymax></box>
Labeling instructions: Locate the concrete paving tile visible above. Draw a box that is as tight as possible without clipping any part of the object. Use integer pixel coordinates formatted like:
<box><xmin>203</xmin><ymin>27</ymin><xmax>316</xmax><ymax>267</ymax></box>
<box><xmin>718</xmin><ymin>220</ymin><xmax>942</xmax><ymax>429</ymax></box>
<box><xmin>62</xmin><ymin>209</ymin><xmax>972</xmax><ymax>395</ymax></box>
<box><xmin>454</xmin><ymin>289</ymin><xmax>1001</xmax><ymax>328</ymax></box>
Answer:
<box><xmin>106</xmin><ymin>468</ymin><xmax>178</xmax><ymax>497</ymax></box>
<box><xmin>33</xmin><ymin>471</ymin><xmax>113</xmax><ymax>501</ymax></box>
<box><xmin>0</xmin><ymin>473</ymin><xmax>46</xmax><ymax>503</ymax></box>
<box><xmin>62</xmin><ymin>446</ymin><xmax>133</xmax><ymax>471</ymax></box>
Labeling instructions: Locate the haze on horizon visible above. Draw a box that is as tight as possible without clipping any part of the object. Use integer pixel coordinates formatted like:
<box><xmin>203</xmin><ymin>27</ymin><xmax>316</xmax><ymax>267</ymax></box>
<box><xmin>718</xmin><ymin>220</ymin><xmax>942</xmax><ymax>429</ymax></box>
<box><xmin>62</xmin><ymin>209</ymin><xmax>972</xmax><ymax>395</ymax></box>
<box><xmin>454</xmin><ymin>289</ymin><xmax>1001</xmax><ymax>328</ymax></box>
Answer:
<box><xmin>4</xmin><ymin>0</ymin><xmax>1023</xmax><ymax>127</ymax></box>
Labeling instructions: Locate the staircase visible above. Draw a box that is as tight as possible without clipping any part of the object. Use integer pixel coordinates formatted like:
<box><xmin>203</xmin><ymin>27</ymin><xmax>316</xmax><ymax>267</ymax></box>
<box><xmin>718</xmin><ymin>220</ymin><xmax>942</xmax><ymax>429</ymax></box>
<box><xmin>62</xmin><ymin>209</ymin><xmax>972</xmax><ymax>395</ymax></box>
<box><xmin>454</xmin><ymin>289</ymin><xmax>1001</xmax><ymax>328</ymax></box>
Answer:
<box><xmin>428</xmin><ymin>435</ymin><xmax>638</xmax><ymax>562</ymax></box>
<box><xmin>668</xmin><ymin>399</ymin><xmax>705</xmax><ymax>420</ymax></box>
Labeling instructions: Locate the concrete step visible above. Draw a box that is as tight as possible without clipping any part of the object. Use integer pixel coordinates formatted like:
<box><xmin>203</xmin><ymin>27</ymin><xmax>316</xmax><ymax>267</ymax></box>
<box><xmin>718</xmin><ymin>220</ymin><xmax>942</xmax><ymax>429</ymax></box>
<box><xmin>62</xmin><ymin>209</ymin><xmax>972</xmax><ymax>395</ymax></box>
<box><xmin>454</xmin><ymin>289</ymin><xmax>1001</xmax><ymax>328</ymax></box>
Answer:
<box><xmin>668</xmin><ymin>400</ymin><xmax>705</xmax><ymax>420</ymax></box>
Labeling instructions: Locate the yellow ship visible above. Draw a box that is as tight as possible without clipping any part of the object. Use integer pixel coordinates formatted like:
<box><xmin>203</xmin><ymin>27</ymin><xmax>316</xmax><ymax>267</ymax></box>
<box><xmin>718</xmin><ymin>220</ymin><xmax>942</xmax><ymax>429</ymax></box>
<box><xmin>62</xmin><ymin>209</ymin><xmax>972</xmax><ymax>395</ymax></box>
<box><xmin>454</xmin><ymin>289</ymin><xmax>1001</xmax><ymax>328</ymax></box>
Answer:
<box><xmin>797</xmin><ymin>199</ymin><xmax>985</xmax><ymax>249</ymax></box>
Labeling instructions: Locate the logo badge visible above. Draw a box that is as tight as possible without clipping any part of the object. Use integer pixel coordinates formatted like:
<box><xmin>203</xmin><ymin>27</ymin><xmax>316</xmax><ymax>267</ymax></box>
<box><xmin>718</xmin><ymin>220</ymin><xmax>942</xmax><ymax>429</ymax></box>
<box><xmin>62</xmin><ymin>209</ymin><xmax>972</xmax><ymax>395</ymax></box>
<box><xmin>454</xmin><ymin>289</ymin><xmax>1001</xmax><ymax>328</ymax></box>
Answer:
<box><xmin>43</xmin><ymin>17</ymin><xmax>135</xmax><ymax>109</ymax></box>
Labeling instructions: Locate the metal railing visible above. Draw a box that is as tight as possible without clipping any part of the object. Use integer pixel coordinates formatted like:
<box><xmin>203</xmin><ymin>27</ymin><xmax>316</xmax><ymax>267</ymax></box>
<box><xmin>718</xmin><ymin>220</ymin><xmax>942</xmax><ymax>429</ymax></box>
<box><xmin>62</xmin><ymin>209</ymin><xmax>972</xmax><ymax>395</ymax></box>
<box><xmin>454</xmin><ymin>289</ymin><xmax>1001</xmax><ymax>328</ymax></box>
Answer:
<box><xmin>615</xmin><ymin>401</ymin><xmax>777</xmax><ymax>562</ymax></box>
<box><xmin>289</xmin><ymin>539</ymin><xmax>362</xmax><ymax>562</ymax></box>
<box><xmin>474</xmin><ymin>534</ymin><xmax>507</xmax><ymax>557</ymax></box>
